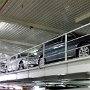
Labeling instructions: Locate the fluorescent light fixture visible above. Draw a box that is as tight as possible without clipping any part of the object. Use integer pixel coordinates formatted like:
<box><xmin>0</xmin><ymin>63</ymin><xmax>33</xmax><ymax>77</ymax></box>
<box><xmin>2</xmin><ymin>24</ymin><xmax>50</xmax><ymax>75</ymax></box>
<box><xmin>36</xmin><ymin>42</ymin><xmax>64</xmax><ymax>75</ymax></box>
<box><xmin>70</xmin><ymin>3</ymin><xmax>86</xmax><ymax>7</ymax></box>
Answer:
<box><xmin>75</xmin><ymin>12</ymin><xmax>90</xmax><ymax>24</ymax></box>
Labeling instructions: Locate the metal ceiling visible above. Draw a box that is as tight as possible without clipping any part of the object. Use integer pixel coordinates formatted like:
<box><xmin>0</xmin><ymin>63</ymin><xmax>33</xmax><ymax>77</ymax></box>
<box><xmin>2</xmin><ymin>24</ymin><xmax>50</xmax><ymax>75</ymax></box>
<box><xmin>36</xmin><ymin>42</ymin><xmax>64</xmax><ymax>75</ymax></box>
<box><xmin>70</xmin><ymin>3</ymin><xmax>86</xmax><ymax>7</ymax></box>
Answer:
<box><xmin>0</xmin><ymin>0</ymin><xmax>90</xmax><ymax>56</ymax></box>
<box><xmin>0</xmin><ymin>21</ymin><xmax>58</xmax><ymax>44</ymax></box>
<box><xmin>0</xmin><ymin>21</ymin><xmax>58</xmax><ymax>56</ymax></box>
<box><xmin>1</xmin><ymin>0</ymin><xmax>90</xmax><ymax>31</ymax></box>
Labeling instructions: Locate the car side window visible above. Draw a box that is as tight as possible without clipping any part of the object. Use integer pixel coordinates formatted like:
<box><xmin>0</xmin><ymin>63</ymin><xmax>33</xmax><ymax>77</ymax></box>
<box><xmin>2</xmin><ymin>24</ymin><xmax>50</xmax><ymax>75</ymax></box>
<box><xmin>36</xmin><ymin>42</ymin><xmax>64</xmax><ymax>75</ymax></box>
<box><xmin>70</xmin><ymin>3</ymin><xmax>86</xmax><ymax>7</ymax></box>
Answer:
<box><xmin>60</xmin><ymin>36</ymin><xmax>65</xmax><ymax>43</ymax></box>
<box><xmin>45</xmin><ymin>35</ymin><xmax>65</xmax><ymax>50</ymax></box>
<box><xmin>67</xmin><ymin>33</ymin><xmax>76</xmax><ymax>41</ymax></box>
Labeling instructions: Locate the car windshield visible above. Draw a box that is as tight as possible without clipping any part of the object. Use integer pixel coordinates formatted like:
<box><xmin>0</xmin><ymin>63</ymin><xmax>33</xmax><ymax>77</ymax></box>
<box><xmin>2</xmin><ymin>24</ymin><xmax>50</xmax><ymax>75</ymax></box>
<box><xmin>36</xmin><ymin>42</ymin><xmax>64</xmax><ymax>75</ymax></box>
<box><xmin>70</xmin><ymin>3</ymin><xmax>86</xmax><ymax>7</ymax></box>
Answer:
<box><xmin>21</xmin><ymin>54</ymin><xmax>38</xmax><ymax>64</ymax></box>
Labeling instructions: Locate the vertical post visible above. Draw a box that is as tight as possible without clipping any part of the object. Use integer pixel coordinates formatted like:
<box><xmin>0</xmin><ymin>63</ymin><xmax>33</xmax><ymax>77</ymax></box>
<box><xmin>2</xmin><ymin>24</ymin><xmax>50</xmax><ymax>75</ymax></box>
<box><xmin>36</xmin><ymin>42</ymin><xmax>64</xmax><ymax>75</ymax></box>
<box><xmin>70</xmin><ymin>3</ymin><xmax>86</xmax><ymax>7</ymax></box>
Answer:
<box><xmin>43</xmin><ymin>43</ymin><xmax>45</xmax><ymax>65</ymax></box>
<box><xmin>16</xmin><ymin>55</ymin><xmax>18</xmax><ymax>70</ymax></box>
<box><xmin>6</xmin><ymin>56</ymin><xmax>10</xmax><ymax>73</ymax></box>
<box><xmin>65</xmin><ymin>33</ymin><xmax>67</xmax><ymax>61</ymax></box>
<box><xmin>39</xmin><ymin>44</ymin><xmax>45</xmax><ymax>68</ymax></box>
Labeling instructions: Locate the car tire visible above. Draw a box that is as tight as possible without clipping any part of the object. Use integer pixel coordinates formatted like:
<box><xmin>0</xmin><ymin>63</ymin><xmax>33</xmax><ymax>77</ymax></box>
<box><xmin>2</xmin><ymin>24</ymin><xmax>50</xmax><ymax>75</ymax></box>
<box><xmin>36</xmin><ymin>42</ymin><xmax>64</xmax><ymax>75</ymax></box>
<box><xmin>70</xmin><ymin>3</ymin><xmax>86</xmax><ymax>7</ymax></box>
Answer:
<box><xmin>77</xmin><ymin>42</ymin><xmax>90</xmax><ymax>57</ymax></box>
<box><xmin>18</xmin><ymin>61</ymin><xmax>24</xmax><ymax>70</ymax></box>
<box><xmin>38</xmin><ymin>57</ymin><xmax>44</xmax><ymax>67</ymax></box>
<box><xmin>38</xmin><ymin>55</ymin><xmax>46</xmax><ymax>67</ymax></box>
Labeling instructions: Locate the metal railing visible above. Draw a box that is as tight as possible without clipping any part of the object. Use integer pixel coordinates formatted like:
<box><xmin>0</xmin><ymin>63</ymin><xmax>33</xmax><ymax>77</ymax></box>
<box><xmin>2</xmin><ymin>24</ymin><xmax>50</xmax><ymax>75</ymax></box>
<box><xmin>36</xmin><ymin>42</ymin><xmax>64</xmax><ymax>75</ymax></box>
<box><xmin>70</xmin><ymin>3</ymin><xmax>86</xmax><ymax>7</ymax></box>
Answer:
<box><xmin>1</xmin><ymin>22</ymin><xmax>90</xmax><ymax>73</ymax></box>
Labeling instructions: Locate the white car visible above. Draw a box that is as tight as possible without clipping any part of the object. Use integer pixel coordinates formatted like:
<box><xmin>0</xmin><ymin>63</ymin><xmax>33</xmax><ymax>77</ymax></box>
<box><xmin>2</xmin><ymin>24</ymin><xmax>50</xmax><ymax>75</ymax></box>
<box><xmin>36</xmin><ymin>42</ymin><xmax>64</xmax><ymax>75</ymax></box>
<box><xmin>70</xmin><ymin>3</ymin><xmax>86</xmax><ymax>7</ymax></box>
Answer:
<box><xmin>6</xmin><ymin>54</ymin><xmax>38</xmax><ymax>72</ymax></box>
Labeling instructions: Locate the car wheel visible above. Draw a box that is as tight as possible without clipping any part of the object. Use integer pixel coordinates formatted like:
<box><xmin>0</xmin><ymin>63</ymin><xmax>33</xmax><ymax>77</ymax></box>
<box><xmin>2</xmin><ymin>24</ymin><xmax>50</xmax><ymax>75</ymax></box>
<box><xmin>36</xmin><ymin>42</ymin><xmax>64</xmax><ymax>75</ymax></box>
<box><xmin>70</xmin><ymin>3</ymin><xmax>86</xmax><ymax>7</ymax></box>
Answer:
<box><xmin>18</xmin><ymin>61</ymin><xmax>24</xmax><ymax>70</ymax></box>
<box><xmin>38</xmin><ymin>55</ymin><xmax>46</xmax><ymax>67</ymax></box>
<box><xmin>38</xmin><ymin>57</ymin><xmax>44</xmax><ymax>67</ymax></box>
<box><xmin>77</xmin><ymin>43</ymin><xmax>90</xmax><ymax>57</ymax></box>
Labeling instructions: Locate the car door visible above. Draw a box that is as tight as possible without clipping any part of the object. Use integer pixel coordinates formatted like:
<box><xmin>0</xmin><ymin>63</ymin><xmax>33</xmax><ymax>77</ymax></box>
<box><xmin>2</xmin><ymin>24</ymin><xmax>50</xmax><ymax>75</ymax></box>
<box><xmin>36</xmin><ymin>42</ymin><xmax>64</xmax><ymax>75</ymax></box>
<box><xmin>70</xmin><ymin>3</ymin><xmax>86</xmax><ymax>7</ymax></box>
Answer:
<box><xmin>45</xmin><ymin>35</ymin><xmax>65</xmax><ymax>63</ymax></box>
<box><xmin>67</xmin><ymin>33</ymin><xmax>77</xmax><ymax>58</ymax></box>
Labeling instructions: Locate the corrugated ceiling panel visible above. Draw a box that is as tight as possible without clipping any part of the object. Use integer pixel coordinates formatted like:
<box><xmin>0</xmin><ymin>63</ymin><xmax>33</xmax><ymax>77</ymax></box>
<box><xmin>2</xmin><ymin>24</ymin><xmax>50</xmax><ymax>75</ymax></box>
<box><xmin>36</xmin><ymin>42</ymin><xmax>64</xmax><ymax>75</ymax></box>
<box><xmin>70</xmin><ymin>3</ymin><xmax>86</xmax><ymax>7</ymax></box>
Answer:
<box><xmin>0</xmin><ymin>21</ymin><xmax>59</xmax><ymax>55</ymax></box>
<box><xmin>0</xmin><ymin>40</ymin><xmax>31</xmax><ymax>55</ymax></box>
<box><xmin>1</xmin><ymin>0</ymin><xmax>90</xmax><ymax>31</ymax></box>
<box><xmin>0</xmin><ymin>21</ymin><xmax>59</xmax><ymax>44</ymax></box>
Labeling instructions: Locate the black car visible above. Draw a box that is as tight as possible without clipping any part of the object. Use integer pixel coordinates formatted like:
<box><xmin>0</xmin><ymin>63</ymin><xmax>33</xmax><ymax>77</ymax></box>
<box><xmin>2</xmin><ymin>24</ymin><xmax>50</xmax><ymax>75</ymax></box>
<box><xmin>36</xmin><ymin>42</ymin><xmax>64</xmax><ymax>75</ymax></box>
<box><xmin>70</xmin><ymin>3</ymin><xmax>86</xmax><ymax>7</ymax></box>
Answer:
<box><xmin>38</xmin><ymin>33</ymin><xmax>90</xmax><ymax>65</ymax></box>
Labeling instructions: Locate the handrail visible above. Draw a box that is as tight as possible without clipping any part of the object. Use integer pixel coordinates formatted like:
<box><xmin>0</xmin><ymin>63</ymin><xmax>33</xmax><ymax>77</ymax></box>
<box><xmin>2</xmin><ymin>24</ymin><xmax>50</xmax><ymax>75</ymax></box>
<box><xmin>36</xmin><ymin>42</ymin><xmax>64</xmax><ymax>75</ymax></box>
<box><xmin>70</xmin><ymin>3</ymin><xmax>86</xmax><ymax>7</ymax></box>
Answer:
<box><xmin>10</xmin><ymin>22</ymin><xmax>90</xmax><ymax>58</ymax></box>
<box><xmin>4</xmin><ymin>22</ymin><xmax>90</xmax><ymax>73</ymax></box>
<box><xmin>67</xmin><ymin>34</ymin><xmax>90</xmax><ymax>43</ymax></box>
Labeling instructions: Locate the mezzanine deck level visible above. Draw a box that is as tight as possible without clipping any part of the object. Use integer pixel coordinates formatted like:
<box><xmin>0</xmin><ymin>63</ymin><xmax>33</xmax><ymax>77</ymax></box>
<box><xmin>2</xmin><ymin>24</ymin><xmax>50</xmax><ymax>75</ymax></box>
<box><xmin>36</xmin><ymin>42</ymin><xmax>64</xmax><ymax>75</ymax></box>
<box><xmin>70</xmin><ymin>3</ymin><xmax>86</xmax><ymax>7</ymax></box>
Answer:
<box><xmin>0</xmin><ymin>23</ymin><xmax>90</xmax><ymax>82</ymax></box>
<box><xmin>0</xmin><ymin>56</ymin><xmax>90</xmax><ymax>82</ymax></box>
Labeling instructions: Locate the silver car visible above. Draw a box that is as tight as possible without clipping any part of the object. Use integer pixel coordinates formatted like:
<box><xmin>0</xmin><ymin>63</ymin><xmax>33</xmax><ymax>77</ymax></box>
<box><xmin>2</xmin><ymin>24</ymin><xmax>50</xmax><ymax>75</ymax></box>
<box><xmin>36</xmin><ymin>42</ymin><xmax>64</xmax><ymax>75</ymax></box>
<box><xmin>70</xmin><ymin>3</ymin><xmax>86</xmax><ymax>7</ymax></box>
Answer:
<box><xmin>6</xmin><ymin>53</ymin><xmax>38</xmax><ymax>72</ymax></box>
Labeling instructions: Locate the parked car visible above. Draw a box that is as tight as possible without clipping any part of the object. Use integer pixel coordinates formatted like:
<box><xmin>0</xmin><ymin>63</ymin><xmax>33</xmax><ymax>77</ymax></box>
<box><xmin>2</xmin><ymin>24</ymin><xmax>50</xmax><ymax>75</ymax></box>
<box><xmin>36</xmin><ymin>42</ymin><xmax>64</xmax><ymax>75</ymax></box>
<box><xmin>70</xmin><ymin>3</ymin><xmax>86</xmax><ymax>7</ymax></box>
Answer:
<box><xmin>5</xmin><ymin>32</ymin><xmax>90</xmax><ymax>71</ymax></box>
<box><xmin>38</xmin><ymin>33</ymin><xmax>90</xmax><ymax>64</ymax></box>
<box><xmin>6</xmin><ymin>53</ymin><xmax>38</xmax><ymax>72</ymax></box>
